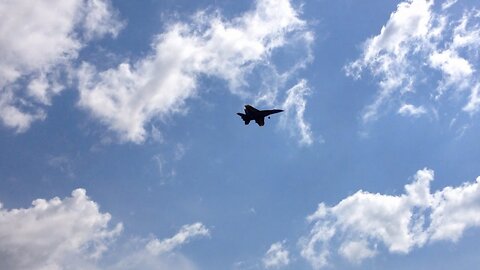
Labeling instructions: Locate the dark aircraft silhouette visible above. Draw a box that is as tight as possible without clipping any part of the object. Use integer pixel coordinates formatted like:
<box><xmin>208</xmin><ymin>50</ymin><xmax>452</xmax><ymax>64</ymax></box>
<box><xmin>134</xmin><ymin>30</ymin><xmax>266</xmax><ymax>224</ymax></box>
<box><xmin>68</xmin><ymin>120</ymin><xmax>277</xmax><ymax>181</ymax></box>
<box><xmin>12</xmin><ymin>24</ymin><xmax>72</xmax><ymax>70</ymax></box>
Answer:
<box><xmin>237</xmin><ymin>105</ymin><xmax>284</xmax><ymax>126</ymax></box>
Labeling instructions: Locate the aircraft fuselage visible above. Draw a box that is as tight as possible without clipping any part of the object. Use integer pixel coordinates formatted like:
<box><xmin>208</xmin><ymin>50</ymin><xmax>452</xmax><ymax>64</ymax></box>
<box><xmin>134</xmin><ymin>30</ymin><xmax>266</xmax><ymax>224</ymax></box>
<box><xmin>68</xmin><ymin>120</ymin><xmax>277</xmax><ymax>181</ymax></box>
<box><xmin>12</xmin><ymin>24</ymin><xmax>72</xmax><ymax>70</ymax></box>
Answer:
<box><xmin>237</xmin><ymin>105</ymin><xmax>283</xmax><ymax>126</ymax></box>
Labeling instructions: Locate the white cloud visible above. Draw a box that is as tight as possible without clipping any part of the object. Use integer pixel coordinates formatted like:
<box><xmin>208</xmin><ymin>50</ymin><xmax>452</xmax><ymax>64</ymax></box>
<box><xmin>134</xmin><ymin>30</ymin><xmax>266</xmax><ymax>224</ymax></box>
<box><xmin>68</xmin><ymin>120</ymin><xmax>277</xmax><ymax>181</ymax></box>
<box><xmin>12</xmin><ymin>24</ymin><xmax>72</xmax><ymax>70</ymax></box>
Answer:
<box><xmin>300</xmin><ymin>168</ymin><xmax>480</xmax><ymax>269</ymax></box>
<box><xmin>442</xmin><ymin>0</ymin><xmax>458</xmax><ymax>10</ymax></box>
<box><xmin>428</xmin><ymin>177</ymin><xmax>480</xmax><ymax>241</ymax></box>
<box><xmin>77</xmin><ymin>0</ymin><xmax>311</xmax><ymax>143</ymax></box>
<box><xmin>146</xmin><ymin>223</ymin><xmax>209</xmax><ymax>255</ymax></box>
<box><xmin>82</xmin><ymin>0</ymin><xmax>124</xmax><ymax>40</ymax></box>
<box><xmin>452</xmin><ymin>10</ymin><xmax>480</xmax><ymax>49</ymax></box>
<box><xmin>463</xmin><ymin>83</ymin><xmax>480</xmax><ymax>113</ymax></box>
<box><xmin>0</xmin><ymin>93</ymin><xmax>46</xmax><ymax>133</ymax></box>
<box><xmin>346</xmin><ymin>0</ymin><xmax>433</xmax><ymax>122</ymax></box>
<box><xmin>262</xmin><ymin>241</ymin><xmax>290</xmax><ymax>269</ymax></box>
<box><xmin>346</xmin><ymin>0</ymin><xmax>480</xmax><ymax>122</ymax></box>
<box><xmin>398</xmin><ymin>103</ymin><xmax>427</xmax><ymax>117</ymax></box>
<box><xmin>0</xmin><ymin>190</ymin><xmax>209</xmax><ymax>270</ymax></box>
<box><xmin>109</xmin><ymin>252</ymin><xmax>198</xmax><ymax>270</ymax></box>
<box><xmin>110</xmin><ymin>223</ymin><xmax>209</xmax><ymax>270</ymax></box>
<box><xmin>299</xmin><ymin>220</ymin><xmax>334</xmax><ymax>270</ymax></box>
<box><xmin>429</xmin><ymin>49</ymin><xmax>473</xmax><ymax>90</ymax></box>
<box><xmin>0</xmin><ymin>189</ymin><xmax>123</xmax><ymax>270</ymax></box>
<box><xmin>279</xmin><ymin>79</ymin><xmax>314</xmax><ymax>146</ymax></box>
<box><xmin>0</xmin><ymin>0</ymin><xmax>122</xmax><ymax>132</ymax></box>
<box><xmin>338</xmin><ymin>240</ymin><xmax>376</xmax><ymax>264</ymax></box>
<box><xmin>360</xmin><ymin>0</ymin><xmax>432</xmax><ymax>63</ymax></box>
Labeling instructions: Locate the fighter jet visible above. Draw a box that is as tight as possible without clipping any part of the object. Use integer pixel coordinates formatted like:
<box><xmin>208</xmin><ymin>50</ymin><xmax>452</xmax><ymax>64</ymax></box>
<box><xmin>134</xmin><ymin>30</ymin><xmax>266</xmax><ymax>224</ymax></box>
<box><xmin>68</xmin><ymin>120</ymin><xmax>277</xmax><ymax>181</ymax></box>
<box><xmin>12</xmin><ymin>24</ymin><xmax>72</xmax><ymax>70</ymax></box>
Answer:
<box><xmin>237</xmin><ymin>105</ymin><xmax>284</xmax><ymax>126</ymax></box>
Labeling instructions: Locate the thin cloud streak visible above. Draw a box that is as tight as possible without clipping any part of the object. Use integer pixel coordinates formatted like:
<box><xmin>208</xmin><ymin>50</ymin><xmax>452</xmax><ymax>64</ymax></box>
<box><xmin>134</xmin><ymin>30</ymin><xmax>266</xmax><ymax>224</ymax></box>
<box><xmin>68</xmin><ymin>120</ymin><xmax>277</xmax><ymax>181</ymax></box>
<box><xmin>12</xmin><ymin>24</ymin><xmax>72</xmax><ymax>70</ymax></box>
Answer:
<box><xmin>280</xmin><ymin>79</ymin><xmax>314</xmax><ymax>146</ymax></box>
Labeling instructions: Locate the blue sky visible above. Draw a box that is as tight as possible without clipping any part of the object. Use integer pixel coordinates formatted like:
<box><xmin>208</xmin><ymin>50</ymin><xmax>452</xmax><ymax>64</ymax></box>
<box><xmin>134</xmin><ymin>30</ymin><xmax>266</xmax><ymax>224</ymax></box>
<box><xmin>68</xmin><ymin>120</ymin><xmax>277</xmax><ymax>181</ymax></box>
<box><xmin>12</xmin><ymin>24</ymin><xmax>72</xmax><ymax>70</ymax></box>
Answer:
<box><xmin>1</xmin><ymin>0</ymin><xmax>480</xmax><ymax>269</ymax></box>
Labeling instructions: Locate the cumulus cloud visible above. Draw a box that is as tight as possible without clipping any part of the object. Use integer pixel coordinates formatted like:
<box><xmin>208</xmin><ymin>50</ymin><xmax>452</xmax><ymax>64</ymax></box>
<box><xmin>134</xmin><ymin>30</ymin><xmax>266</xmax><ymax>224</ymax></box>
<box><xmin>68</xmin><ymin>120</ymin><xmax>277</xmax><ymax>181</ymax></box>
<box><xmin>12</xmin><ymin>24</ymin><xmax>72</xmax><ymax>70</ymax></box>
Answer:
<box><xmin>0</xmin><ymin>0</ymin><xmax>122</xmax><ymax>132</ymax></box>
<box><xmin>0</xmin><ymin>189</ymin><xmax>123</xmax><ymax>270</ymax></box>
<box><xmin>262</xmin><ymin>241</ymin><xmax>290</xmax><ymax>269</ymax></box>
<box><xmin>0</xmin><ymin>190</ymin><xmax>209</xmax><ymax>270</ymax></box>
<box><xmin>279</xmin><ymin>79</ymin><xmax>314</xmax><ymax>146</ymax></box>
<box><xmin>300</xmin><ymin>168</ymin><xmax>480</xmax><ymax>269</ymax></box>
<box><xmin>346</xmin><ymin>0</ymin><xmax>480</xmax><ymax>123</ymax></box>
<box><xmin>77</xmin><ymin>0</ymin><xmax>311</xmax><ymax>143</ymax></box>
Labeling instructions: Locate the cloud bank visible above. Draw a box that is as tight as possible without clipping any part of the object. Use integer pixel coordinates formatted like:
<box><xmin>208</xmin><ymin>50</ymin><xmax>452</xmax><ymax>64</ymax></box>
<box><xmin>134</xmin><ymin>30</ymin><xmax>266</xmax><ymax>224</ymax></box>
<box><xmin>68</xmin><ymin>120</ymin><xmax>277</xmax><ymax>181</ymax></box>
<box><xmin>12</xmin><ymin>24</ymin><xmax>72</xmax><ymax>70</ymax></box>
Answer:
<box><xmin>300</xmin><ymin>168</ymin><xmax>480</xmax><ymax>269</ymax></box>
<box><xmin>346</xmin><ymin>0</ymin><xmax>480</xmax><ymax>122</ymax></box>
<box><xmin>0</xmin><ymin>0</ymin><xmax>122</xmax><ymax>132</ymax></box>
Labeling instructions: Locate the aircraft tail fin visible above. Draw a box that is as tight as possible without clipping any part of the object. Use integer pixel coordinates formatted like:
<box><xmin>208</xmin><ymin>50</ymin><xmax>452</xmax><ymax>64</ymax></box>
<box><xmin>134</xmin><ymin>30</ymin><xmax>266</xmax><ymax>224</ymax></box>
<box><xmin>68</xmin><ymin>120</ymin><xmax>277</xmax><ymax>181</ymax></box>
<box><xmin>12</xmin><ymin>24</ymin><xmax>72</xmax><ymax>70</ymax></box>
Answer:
<box><xmin>237</xmin><ymin>113</ymin><xmax>250</xmax><ymax>125</ymax></box>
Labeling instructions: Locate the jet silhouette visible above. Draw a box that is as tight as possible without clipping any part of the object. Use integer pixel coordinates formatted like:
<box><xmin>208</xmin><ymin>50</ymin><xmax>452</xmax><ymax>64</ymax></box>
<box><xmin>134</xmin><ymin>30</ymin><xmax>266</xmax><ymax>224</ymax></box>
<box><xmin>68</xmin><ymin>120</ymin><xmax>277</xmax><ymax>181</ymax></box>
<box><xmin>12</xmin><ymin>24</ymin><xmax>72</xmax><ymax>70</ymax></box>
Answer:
<box><xmin>237</xmin><ymin>105</ymin><xmax>284</xmax><ymax>126</ymax></box>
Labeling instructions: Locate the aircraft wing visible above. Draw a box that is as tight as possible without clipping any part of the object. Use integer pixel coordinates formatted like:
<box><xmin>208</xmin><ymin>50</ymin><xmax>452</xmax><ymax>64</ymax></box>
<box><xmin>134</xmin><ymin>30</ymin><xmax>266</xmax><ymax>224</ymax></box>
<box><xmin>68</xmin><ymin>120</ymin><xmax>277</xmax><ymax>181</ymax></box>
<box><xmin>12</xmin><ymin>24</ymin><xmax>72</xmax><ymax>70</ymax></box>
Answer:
<box><xmin>255</xmin><ymin>117</ymin><xmax>265</xmax><ymax>126</ymax></box>
<box><xmin>263</xmin><ymin>109</ymin><xmax>284</xmax><ymax>116</ymax></box>
<box><xmin>245</xmin><ymin>105</ymin><xmax>259</xmax><ymax>113</ymax></box>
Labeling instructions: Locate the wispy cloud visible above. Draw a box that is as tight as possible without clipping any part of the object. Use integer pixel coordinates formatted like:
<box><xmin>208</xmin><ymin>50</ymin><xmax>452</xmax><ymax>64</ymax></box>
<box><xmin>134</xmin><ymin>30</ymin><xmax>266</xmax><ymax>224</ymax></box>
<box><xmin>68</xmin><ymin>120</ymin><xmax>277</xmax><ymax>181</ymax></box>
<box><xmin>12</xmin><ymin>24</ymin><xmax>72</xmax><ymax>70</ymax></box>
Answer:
<box><xmin>47</xmin><ymin>154</ymin><xmax>76</xmax><ymax>178</ymax></box>
<box><xmin>262</xmin><ymin>241</ymin><xmax>290</xmax><ymax>269</ymax></box>
<box><xmin>279</xmin><ymin>79</ymin><xmax>314</xmax><ymax>146</ymax></box>
<box><xmin>442</xmin><ymin>0</ymin><xmax>458</xmax><ymax>10</ymax></box>
<box><xmin>146</xmin><ymin>223</ymin><xmax>210</xmax><ymax>255</ymax></box>
<box><xmin>109</xmin><ymin>223</ymin><xmax>209</xmax><ymax>270</ymax></box>
<box><xmin>300</xmin><ymin>168</ymin><xmax>480</xmax><ymax>269</ymax></box>
<box><xmin>346</xmin><ymin>0</ymin><xmax>480</xmax><ymax>123</ymax></box>
<box><xmin>397</xmin><ymin>103</ymin><xmax>427</xmax><ymax>117</ymax></box>
<box><xmin>464</xmin><ymin>83</ymin><xmax>480</xmax><ymax>113</ymax></box>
